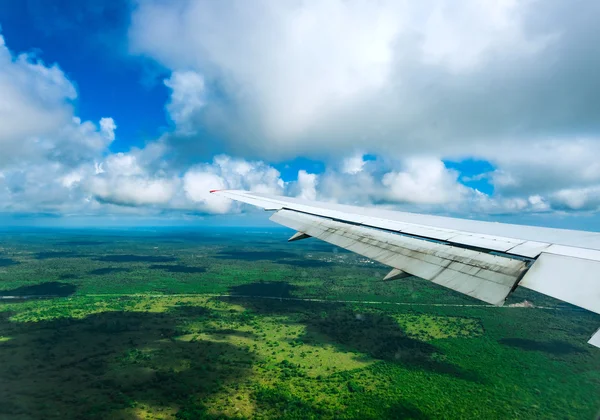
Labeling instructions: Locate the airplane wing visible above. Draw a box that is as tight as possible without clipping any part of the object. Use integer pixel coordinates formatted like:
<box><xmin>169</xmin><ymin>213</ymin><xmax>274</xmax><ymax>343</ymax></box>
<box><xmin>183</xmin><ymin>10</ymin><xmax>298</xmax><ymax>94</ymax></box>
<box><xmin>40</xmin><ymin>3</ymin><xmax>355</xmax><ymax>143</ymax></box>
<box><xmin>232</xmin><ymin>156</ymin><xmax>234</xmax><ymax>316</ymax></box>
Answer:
<box><xmin>211</xmin><ymin>189</ymin><xmax>600</xmax><ymax>348</ymax></box>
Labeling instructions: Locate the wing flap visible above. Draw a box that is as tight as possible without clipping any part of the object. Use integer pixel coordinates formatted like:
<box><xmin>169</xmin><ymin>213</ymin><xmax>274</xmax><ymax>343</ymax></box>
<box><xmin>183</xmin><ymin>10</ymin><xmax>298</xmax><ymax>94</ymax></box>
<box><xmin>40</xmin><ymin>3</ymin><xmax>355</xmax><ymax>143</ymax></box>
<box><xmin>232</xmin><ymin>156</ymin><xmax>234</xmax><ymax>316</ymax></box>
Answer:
<box><xmin>271</xmin><ymin>209</ymin><xmax>528</xmax><ymax>306</ymax></box>
<box><xmin>445</xmin><ymin>233</ymin><xmax>525</xmax><ymax>252</ymax></box>
<box><xmin>506</xmin><ymin>241</ymin><xmax>552</xmax><ymax>258</ymax></box>
<box><xmin>519</xmin><ymin>253</ymin><xmax>600</xmax><ymax>315</ymax></box>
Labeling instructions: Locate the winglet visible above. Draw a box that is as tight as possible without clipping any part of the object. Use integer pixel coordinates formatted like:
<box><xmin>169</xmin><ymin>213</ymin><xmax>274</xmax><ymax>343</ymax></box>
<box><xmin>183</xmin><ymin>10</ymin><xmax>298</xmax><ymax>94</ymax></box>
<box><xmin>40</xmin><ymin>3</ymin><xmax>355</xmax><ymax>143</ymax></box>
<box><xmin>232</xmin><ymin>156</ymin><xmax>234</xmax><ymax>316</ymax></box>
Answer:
<box><xmin>209</xmin><ymin>189</ymin><xmax>220</xmax><ymax>193</ymax></box>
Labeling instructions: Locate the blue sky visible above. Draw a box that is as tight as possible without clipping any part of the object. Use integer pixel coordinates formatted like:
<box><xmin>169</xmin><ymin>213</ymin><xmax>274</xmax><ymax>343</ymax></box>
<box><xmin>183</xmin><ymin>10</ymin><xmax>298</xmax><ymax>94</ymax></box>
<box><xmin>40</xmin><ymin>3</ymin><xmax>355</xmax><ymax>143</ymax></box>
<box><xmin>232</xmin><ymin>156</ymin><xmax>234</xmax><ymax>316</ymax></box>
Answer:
<box><xmin>1</xmin><ymin>1</ymin><xmax>600</xmax><ymax>229</ymax></box>
<box><xmin>0</xmin><ymin>0</ymin><xmax>168</xmax><ymax>150</ymax></box>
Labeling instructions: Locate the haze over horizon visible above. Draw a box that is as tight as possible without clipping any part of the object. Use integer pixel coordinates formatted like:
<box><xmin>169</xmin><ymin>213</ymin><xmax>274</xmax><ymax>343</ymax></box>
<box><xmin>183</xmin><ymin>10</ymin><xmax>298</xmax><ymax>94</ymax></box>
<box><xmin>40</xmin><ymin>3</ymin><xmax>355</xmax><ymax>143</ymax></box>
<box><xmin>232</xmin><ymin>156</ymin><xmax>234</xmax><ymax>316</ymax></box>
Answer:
<box><xmin>1</xmin><ymin>0</ymin><xmax>600</xmax><ymax>229</ymax></box>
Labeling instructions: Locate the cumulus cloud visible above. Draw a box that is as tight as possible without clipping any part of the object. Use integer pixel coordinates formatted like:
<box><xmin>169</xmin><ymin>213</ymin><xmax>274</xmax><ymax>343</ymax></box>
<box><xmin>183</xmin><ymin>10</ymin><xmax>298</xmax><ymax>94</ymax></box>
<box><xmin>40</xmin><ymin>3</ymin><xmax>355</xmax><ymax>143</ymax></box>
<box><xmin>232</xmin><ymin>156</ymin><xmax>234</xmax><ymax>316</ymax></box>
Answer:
<box><xmin>0</xmin><ymin>33</ymin><xmax>120</xmax><ymax>215</ymax></box>
<box><xmin>0</xmin><ymin>34</ymin><xmax>77</xmax><ymax>165</ymax></box>
<box><xmin>3</xmin><ymin>4</ymin><xmax>600</xmax><ymax>224</ymax></box>
<box><xmin>305</xmin><ymin>156</ymin><xmax>468</xmax><ymax>207</ymax></box>
<box><xmin>550</xmin><ymin>187</ymin><xmax>600</xmax><ymax>211</ymax></box>
<box><xmin>382</xmin><ymin>158</ymin><xmax>467</xmax><ymax>205</ymax></box>
<box><xmin>99</xmin><ymin>117</ymin><xmax>117</xmax><ymax>142</ymax></box>
<box><xmin>295</xmin><ymin>170</ymin><xmax>318</xmax><ymax>201</ymax></box>
<box><xmin>164</xmin><ymin>70</ymin><xmax>205</xmax><ymax>132</ymax></box>
<box><xmin>85</xmin><ymin>152</ymin><xmax>177</xmax><ymax>207</ymax></box>
<box><xmin>126</xmin><ymin>0</ymin><xmax>600</xmax><ymax>220</ymax></box>
<box><xmin>341</xmin><ymin>154</ymin><xmax>366</xmax><ymax>175</ymax></box>
<box><xmin>184</xmin><ymin>171</ymin><xmax>231</xmax><ymax>213</ymax></box>
<box><xmin>486</xmin><ymin>139</ymin><xmax>600</xmax><ymax>197</ymax></box>
<box><xmin>129</xmin><ymin>0</ymin><xmax>600</xmax><ymax>160</ymax></box>
<box><xmin>0</xmin><ymin>30</ymin><xmax>277</xmax><ymax>218</ymax></box>
<box><xmin>0</xmin><ymin>33</ymin><xmax>115</xmax><ymax>169</ymax></box>
<box><xmin>101</xmin><ymin>153</ymin><xmax>144</xmax><ymax>176</ymax></box>
<box><xmin>182</xmin><ymin>155</ymin><xmax>285</xmax><ymax>213</ymax></box>
<box><xmin>89</xmin><ymin>176</ymin><xmax>176</xmax><ymax>207</ymax></box>
<box><xmin>283</xmin><ymin>156</ymin><xmax>560</xmax><ymax>216</ymax></box>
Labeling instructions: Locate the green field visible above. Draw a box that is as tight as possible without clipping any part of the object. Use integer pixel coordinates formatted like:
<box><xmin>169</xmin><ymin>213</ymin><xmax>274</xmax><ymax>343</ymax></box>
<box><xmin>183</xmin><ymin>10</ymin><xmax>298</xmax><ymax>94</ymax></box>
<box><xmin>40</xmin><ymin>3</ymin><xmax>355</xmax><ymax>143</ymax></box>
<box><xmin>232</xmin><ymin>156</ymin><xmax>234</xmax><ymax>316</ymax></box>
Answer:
<box><xmin>1</xmin><ymin>227</ymin><xmax>599</xmax><ymax>419</ymax></box>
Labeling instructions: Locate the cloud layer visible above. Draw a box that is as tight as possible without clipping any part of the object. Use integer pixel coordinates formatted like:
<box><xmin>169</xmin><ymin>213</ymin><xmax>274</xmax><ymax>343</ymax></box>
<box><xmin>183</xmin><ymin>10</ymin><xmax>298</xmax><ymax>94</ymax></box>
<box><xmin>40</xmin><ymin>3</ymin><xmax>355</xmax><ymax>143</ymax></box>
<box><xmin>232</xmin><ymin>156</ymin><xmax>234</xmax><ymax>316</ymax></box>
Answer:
<box><xmin>2</xmin><ymin>0</ymin><xmax>600</xmax><ymax>224</ymax></box>
<box><xmin>130</xmin><ymin>0</ymin><xmax>600</xmax><ymax>159</ymax></box>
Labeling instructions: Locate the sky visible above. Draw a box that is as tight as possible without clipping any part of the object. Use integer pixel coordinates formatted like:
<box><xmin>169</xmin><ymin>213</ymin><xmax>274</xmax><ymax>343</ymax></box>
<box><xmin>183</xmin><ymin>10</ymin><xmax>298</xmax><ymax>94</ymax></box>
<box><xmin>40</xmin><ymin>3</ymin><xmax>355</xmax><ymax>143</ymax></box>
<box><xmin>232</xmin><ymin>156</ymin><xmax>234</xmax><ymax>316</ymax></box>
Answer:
<box><xmin>1</xmin><ymin>0</ymin><xmax>600</xmax><ymax>229</ymax></box>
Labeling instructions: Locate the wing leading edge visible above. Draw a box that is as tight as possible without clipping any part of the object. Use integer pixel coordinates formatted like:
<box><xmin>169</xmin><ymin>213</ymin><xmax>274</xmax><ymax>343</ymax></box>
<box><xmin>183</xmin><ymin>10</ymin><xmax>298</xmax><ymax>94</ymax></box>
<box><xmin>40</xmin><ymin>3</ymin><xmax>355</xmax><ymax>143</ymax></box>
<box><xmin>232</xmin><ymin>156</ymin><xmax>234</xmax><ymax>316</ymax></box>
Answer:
<box><xmin>212</xmin><ymin>190</ymin><xmax>600</xmax><ymax>348</ymax></box>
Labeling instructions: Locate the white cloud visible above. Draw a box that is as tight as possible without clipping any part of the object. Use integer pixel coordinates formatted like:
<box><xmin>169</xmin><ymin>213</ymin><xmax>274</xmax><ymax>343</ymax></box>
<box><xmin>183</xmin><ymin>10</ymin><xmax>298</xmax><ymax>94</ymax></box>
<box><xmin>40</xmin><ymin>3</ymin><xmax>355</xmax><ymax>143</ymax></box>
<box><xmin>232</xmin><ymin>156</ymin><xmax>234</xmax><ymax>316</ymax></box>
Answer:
<box><xmin>182</xmin><ymin>155</ymin><xmax>285</xmax><ymax>213</ymax></box>
<box><xmin>129</xmin><ymin>0</ymin><xmax>598</xmax><ymax>160</ymax></box>
<box><xmin>420</xmin><ymin>0</ymin><xmax>551</xmax><ymax>71</ymax></box>
<box><xmin>382</xmin><ymin>158</ymin><xmax>467</xmax><ymax>205</ymax></box>
<box><xmin>125</xmin><ymin>1</ymin><xmax>600</xmax><ymax>221</ymax></box>
<box><xmin>477</xmin><ymin>139</ymin><xmax>600</xmax><ymax>211</ymax></box>
<box><xmin>3</xmin><ymin>7</ymin><xmax>600</xmax><ymax>225</ymax></box>
<box><xmin>164</xmin><ymin>70</ymin><xmax>205</xmax><ymax>132</ymax></box>
<box><xmin>0</xmin><ymin>160</ymin><xmax>97</xmax><ymax>215</ymax></box>
<box><xmin>60</xmin><ymin>170</ymin><xmax>85</xmax><ymax>189</ymax></box>
<box><xmin>551</xmin><ymin>187</ymin><xmax>600</xmax><ymax>211</ymax></box>
<box><xmin>89</xmin><ymin>175</ymin><xmax>176</xmax><ymax>207</ymax></box>
<box><xmin>0</xmin><ymin>33</ymin><xmax>115</xmax><ymax>170</ymax></box>
<box><xmin>0</xmin><ymin>34</ymin><xmax>77</xmax><ymax>166</ymax></box>
<box><xmin>0</xmin><ymin>33</ymin><xmax>118</xmax><ymax>215</ymax></box>
<box><xmin>99</xmin><ymin>117</ymin><xmax>117</xmax><ymax>142</ymax></box>
<box><xmin>341</xmin><ymin>154</ymin><xmax>366</xmax><ymax>175</ymax></box>
<box><xmin>287</xmin><ymin>157</ymin><xmax>472</xmax><ymax>209</ymax></box>
<box><xmin>290</xmin><ymin>157</ymin><xmax>558</xmax><ymax>216</ymax></box>
<box><xmin>102</xmin><ymin>152</ymin><xmax>144</xmax><ymax>177</ymax></box>
<box><xmin>84</xmin><ymin>151</ymin><xmax>178</xmax><ymax>207</ymax></box>
<box><xmin>183</xmin><ymin>171</ymin><xmax>231</xmax><ymax>214</ymax></box>
<box><xmin>295</xmin><ymin>170</ymin><xmax>318</xmax><ymax>201</ymax></box>
<box><xmin>126</xmin><ymin>0</ymin><xmax>600</xmax><ymax>221</ymax></box>
<box><xmin>527</xmin><ymin>195</ymin><xmax>550</xmax><ymax>212</ymax></box>
<box><xmin>0</xmin><ymin>30</ymin><xmax>282</xmax><ymax>217</ymax></box>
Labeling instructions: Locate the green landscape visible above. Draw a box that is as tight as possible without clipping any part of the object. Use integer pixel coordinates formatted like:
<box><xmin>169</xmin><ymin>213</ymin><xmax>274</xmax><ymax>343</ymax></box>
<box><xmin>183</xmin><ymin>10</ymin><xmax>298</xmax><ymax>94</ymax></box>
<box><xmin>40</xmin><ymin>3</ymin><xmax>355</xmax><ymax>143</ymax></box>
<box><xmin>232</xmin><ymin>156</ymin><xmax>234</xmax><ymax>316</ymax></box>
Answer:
<box><xmin>0</xmin><ymin>227</ymin><xmax>599</xmax><ymax>419</ymax></box>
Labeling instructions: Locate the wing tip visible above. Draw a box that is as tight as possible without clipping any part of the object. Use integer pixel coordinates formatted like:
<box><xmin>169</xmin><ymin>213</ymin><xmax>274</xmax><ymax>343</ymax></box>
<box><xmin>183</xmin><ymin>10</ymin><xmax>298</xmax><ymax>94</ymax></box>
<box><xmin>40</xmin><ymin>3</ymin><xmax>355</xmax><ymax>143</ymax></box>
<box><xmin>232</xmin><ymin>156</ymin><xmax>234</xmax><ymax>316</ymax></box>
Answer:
<box><xmin>209</xmin><ymin>189</ymin><xmax>220</xmax><ymax>193</ymax></box>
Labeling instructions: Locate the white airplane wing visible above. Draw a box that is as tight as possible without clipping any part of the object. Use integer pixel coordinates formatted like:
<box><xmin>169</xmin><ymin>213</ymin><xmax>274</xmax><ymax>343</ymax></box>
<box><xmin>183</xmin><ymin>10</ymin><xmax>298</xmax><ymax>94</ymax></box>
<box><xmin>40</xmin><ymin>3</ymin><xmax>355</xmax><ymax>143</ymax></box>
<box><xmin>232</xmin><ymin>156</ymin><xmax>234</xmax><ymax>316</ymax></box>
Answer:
<box><xmin>212</xmin><ymin>189</ymin><xmax>600</xmax><ymax>348</ymax></box>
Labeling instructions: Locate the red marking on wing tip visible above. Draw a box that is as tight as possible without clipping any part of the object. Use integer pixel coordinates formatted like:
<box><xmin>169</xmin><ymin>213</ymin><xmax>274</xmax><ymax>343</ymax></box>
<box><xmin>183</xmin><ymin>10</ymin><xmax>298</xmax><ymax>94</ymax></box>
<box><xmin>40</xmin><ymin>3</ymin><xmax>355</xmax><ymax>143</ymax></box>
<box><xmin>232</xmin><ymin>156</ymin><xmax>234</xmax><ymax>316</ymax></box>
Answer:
<box><xmin>209</xmin><ymin>189</ymin><xmax>219</xmax><ymax>193</ymax></box>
